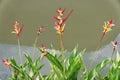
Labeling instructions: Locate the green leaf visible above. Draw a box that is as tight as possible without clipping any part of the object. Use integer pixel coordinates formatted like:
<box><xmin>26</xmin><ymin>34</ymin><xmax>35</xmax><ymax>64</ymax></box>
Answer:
<box><xmin>46</xmin><ymin>72</ymin><xmax>55</xmax><ymax>80</ymax></box>
<box><xmin>118</xmin><ymin>68</ymin><xmax>120</xmax><ymax>80</ymax></box>
<box><xmin>97</xmin><ymin>73</ymin><xmax>104</xmax><ymax>80</ymax></box>
<box><xmin>24</xmin><ymin>53</ymin><xmax>33</xmax><ymax>64</ymax></box>
<box><xmin>88</xmin><ymin>58</ymin><xmax>111</xmax><ymax>80</ymax></box>
<box><xmin>46</xmin><ymin>51</ymin><xmax>63</xmax><ymax>72</ymax></box>
<box><xmin>10</xmin><ymin>57</ymin><xmax>18</xmax><ymax>66</ymax></box>
<box><xmin>66</xmin><ymin>53</ymin><xmax>81</xmax><ymax>79</ymax></box>
<box><xmin>38</xmin><ymin>46</ymin><xmax>63</xmax><ymax>71</ymax></box>
<box><xmin>67</xmin><ymin>46</ymin><xmax>78</xmax><ymax>65</ymax></box>
<box><xmin>10</xmin><ymin>57</ymin><xmax>20</xmax><ymax>71</ymax></box>
<box><xmin>10</xmin><ymin>58</ymin><xmax>32</xmax><ymax>80</ymax></box>
<box><xmin>35</xmin><ymin>56</ymin><xmax>42</xmax><ymax>67</ymax></box>
<box><xmin>36</xmin><ymin>64</ymin><xmax>45</xmax><ymax>73</ymax></box>
<box><xmin>24</xmin><ymin>53</ymin><xmax>33</xmax><ymax>70</ymax></box>
<box><xmin>109</xmin><ymin>51</ymin><xmax>120</xmax><ymax>80</ymax></box>
<box><xmin>52</xmin><ymin>65</ymin><xmax>63</xmax><ymax>80</ymax></box>
<box><xmin>79</xmin><ymin>49</ymin><xmax>88</xmax><ymax>80</ymax></box>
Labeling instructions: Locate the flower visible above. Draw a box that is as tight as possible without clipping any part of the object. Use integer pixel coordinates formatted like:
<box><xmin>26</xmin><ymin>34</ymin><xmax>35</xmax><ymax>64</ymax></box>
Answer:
<box><xmin>41</xmin><ymin>44</ymin><xmax>46</xmax><ymax>52</ymax></box>
<box><xmin>12</xmin><ymin>21</ymin><xmax>24</xmax><ymax>37</ymax></box>
<box><xmin>112</xmin><ymin>41</ymin><xmax>118</xmax><ymax>51</ymax></box>
<box><xmin>54</xmin><ymin>8</ymin><xmax>73</xmax><ymax>34</ymax></box>
<box><xmin>56</xmin><ymin>8</ymin><xmax>66</xmax><ymax>16</ymax></box>
<box><xmin>41</xmin><ymin>44</ymin><xmax>47</xmax><ymax>59</ymax></box>
<box><xmin>2</xmin><ymin>59</ymin><xmax>11</xmax><ymax>68</ymax></box>
<box><xmin>37</xmin><ymin>26</ymin><xmax>45</xmax><ymax>35</ymax></box>
<box><xmin>100</xmin><ymin>20</ymin><xmax>115</xmax><ymax>41</ymax></box>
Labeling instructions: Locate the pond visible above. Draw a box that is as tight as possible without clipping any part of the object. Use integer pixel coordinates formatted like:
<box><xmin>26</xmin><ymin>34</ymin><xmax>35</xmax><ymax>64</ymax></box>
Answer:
<box><xmin>0</xmin><ymin>0</ymin><xmax>120</xmax><ymax>51</ymax></box>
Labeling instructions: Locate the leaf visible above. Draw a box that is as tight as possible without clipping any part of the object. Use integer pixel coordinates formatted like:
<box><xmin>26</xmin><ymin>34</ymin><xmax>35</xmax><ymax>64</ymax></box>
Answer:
<box><xmin>10</xmin><ymin>57</ymin><xmax>20</xmax><ymax>71</ymax></box>
<box><xmin>36</xmin><ymin>64</ymin><xmax>44</xmax><ymax>72</ymax></box>
<box><xmin>79</xmin><ymin>49</ymin><xmax>88</xmax><ymax>80</ymax></box>
<box><xmin>46</xmin><ymin>72</ymin><xmax>55</xmax><ymax>80</ymax></box>
<box><xmin>24</xmin><ymin>53</ymin><xmax>33</xmax><ymax>64</ymax></box>
<box><xmin>35</xmin><ymin>56</ymin><xmax>42</xmax><ymax>67</ymax></box>
<box><xmin>10</xmin><ymin>57</ymin><xmax>18</xmax><ymax>66</ymax></box>
<box><xmin>37</xmin><ymin>47</ymin><xmax>63</xmax><ymax>72</ymax></box>
<box><xmin>46</xmin><ymin>51</ymin><xmax>63</xmax><ymax>72</ymax></box>
<box><xmin>67</xmin><ymin>45</ymin><xmax>78</xmax><ymax>65</ymax></box>
<box><xmin>97</xmin><ymin>73</ymin><xmax>104</xmax><ymax>80</ymax></box>
<box><xmin>88</xmin><ymin>58</ymin><xmax>111</xmax><ymax>80</ymax></box>
<box><xmin>118</xmin><ymin>68</ymin><xmax>120</xmax><ymax>80</ymax></box>
<box><xmin>10</xmin><ymin>58</ymin><xmax>32</xmax><ymax>79</ymax></box>
<box><xmin>24</xmin><ymin>53</ymin><xmax>33</xmax><ymax>69</ymax></box>
<box><xmin>66</xmin><ymin>53</ymin><xmax>81</xmax><ymax>79</ymax></box>
<box><xmin>52</xmin><ymin>65</ymin><xmax>63</xmax><ymax>80</ymax></box>
<box><xmin>109</xmin><ymin>51</ymin><xmax>120</xmax><ymax>80</ymax></box>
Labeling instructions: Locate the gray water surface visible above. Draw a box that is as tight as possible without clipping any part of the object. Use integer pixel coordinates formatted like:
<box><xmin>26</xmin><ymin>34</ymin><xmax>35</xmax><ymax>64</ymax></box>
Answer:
<box><xmin>0</xmin><ymin>0</ymin><xmax>120</xmax><ymax>51</ymax></box>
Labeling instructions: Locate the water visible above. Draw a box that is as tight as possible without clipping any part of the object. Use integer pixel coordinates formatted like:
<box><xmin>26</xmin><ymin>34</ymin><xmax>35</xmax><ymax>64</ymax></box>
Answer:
<box><xmin>0</xmin><ymin>0</ymin><xmax>120</xmax><ymax>51</ymax></box>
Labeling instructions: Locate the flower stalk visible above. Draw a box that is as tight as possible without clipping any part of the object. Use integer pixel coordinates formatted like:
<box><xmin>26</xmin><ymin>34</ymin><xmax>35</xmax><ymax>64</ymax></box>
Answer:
<box><xmin>90</xmin><ymin>20</ymin><xmax>115</xmax><ymax>68</ymax></box>
<box><xmin>17</xmin><ymin>38</ymin><xmax>22</xmax><ymax>64</ymax></box>
<box><xmin>111</xmin><ymin>41</ymin><xmax>118</xmax><ymax>60</ymax></box>
<box><xmin>32</xmin><ymin>26</ymin><xmax>45</xmax><ymax>61</ymax></box>
<box><xmin>54</xmin><ymin>8</ymin><xmax>73</xmax><ymax>58</ymax></box>
<box><xmin>12</xmin><ymin>21</ymin><xmax>24</xmax><ymax>64</ymax></box>
<box><xmin>54</xmin><ymin>8</ymin><xmax>73</xmax><ymax>79</ymax></box>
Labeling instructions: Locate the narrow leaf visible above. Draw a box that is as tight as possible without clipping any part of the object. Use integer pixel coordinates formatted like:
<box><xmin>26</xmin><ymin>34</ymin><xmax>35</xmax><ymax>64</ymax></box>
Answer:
<box><xmin>35</xmin><ymin>56</ymin><xmax>42</xmax><ymax>67</ymax></box>
<box><xmin>46</xmin><ymin>51</ymin><xmax>63</xmax><ymax>72</ymax></box>
<box><xmin>66</xmin><ymin>54</ymin><xmax>81</xmax><ymax>79</ymax></box>
<box><xmin>52</xmin><ymin>65</ymin><xmax>63</xmax><ymax>80</ymax></box>
<box><xmin>79</xmin><ymin>49</ymin><xmax>88</xmax><ymax>80</ymax></box>
<box><xmin>88</xmin><ymin>58</ymin><xmax>111</xmax><ymax>80</ymax></box>
<box><xmin>68</xmin><ymin>45</ymin><xmax>78</xmax><ymax>65</ymax></box>
<box><xmin>109</xmin><ymin>51</ymin><xmax>120</xmax><ymax>80</ymax></box>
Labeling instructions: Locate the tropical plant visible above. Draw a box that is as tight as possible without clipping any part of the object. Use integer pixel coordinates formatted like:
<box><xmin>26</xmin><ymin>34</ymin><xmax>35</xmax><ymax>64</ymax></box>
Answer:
<box><xmin>1</xmin><ymin>8</ymin><xmax>120</xmax><ymax>80</ymax></box>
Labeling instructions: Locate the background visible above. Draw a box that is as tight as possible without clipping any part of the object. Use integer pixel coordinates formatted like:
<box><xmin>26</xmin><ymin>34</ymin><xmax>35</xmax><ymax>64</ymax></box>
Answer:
<box><xmin>0</xmin><ymin>0</ymin><xmax>120</xmax><ymax>51</ymax></box>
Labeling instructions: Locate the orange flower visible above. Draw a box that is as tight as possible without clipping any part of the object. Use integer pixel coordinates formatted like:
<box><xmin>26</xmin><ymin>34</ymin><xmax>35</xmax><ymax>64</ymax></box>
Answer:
<box><xmin>54</xmin><ymin>8</ymin><xmax>73</xmax><ymax>34</ymax></box>
<box><xmin>100</xmin><ymin>20</ymin><xmax>115</xmax><ymax>41</ymax></box>
<box><xmin>2</xmin><ymin>59</ymin><xmax>11</xmax><ymax>68</ymax></box>
<box><xmin>12</xmin><ymin>21</ymin><xmax>24</xmax><ymax>37</ymax></box>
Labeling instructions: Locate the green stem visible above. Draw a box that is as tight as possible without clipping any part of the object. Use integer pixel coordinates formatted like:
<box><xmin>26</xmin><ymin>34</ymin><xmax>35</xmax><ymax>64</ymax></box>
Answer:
<box><xmin>59</xmin><ymin>33</ymin><xmax>66</xmax><ymax>79</ymax></box>
<box><xmin>18</xmin><ymin>38</ymin><xmax>22</xmax><ymax>64</ymax></box>
<box><xmin>90</xmin><ymin>41</ymin><xmax>102</xmax><ymax>69</ymax></box>
<box><xmin>33</xmin><ymin>36</ymin><xmax>38</xmax><ymax>62</ymax></box>
<box><xmin>59</xmin><ymin>33</ymin><xmax>64</xmax><ymax>60</ymax></box>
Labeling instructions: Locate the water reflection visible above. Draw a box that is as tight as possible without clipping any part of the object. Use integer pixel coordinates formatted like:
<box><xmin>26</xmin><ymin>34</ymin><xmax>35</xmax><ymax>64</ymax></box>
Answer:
<box><xmin>0</xmin><ymin>0</ymin><xmax>120</xmax><ymax>51</ymax></box>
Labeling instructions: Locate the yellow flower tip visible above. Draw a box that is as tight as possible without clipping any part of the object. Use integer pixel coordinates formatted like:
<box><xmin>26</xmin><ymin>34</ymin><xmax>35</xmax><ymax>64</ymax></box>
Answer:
<box><xmin>100</xmin><ymin>20</ymin><xmax>115</xmax><ymax>41</ymax></box>
<box><xmin>103</xmin><ymin>20</ymin><xmax>115</xmax><ymax>33</ymax></box>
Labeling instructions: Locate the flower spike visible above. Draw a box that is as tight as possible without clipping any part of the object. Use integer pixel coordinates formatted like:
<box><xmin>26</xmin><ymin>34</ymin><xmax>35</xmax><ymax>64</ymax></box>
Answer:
<box><xmin>56</xmin><ymin>8</ymin><xmax>66</xmax><ymax>16</ymax></box>
<box><xmin>54</xmin><ymin>8</ymin><xmax>73</xmax><ymax>34</ymax></box>
<box><xmin>60</xmin><ymin>10</ymin><xmax>73</xmax><ymax>26</ymax></box>
<box><xmin>41</xmin><ymin>44</ymin><xmax>47</xmax><ymax>59</ymax></box>
<box><xmin>41</xmin><ymin>44</ymin><xmax>46</xmax><ymax>52</ymax></box>
<box><xmin>112</xmin><ymin>40</ymin><xmax>118</xmax><ymax>51</ymax></box>
<box><xmin>12</xmin><ymin>21</ymin><xmax>24</xmax><ymax>38</ymax></box>
<box><xmin>2</xmin><ymin>59</ymin><xmax>11</xmax><ymax>68</ymax></box>
<box><xmin>37</xmin><ymin>26</ymin><xmax>45</xmax><ymax>35</ymax></box>
<box><xmin>17</xmin><ymin>24</ymin><xmax>24</xmax><ymax>37</ymax></box>
<box><xmin>100</xmin><ymin>20</ymin><xmax>115</xmax><ymax>41</ymax></box>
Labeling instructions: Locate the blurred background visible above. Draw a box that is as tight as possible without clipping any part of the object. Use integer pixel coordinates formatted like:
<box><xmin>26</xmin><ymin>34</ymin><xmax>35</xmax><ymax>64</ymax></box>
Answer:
<box><xmin>0</xmin><ymin>0</ymin><xmax>120</xmax><ymax>51</ymax></box>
